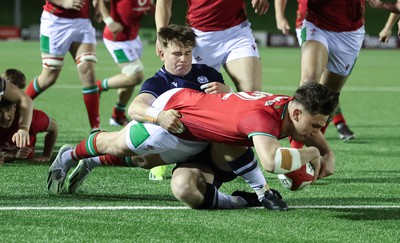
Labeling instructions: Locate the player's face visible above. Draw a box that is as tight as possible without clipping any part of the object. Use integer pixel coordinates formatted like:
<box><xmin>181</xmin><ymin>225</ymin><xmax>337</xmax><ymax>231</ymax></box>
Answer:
<box><xmin>160</xmin><ymin>42</ymin><xmax>193</xmax><ymax>76</ymax></box>
<box><xmin>291</xmin><ymin>110</ymin><xmax>328</xmax><ymax>142</ymax></box>
<box><xmin>0</xmin><ymin>104</ymin><xmax>16</xmax><ymax>129</ymax></box>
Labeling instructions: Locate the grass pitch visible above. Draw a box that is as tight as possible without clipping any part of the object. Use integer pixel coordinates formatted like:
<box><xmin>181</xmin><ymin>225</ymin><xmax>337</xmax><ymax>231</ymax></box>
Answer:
<box><xmin>0</xmin><ymin>41</ymin><xmax>399</xmax><ymax>242</ymax></box>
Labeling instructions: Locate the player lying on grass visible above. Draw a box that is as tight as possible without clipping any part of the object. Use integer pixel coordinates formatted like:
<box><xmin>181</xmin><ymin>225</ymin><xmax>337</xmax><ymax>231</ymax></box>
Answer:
<box><xmin>48</xmin><ymin>82</ymin><xmax>338</xmax><ymax>210</ymax></box>
<box><xmin>0</xmin><ymin>77</ymin><xmax>32</xmax><ymax>149</ymax></box>
<box><xmin>0</xmin><ymin>69</ymin><xmax>58</xmax><ymax>164</ymax></box>
<box><xmin>49</xmin><ymin>24</ymin><xmax>284</xmax><ymax>210</ymax></box>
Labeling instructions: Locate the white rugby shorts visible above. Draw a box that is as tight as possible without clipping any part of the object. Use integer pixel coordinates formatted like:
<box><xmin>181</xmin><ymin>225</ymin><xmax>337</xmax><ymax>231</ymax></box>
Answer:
<box><xmin>300</xmin><ymin>20</ymin><xmax>365</xmax><ymax>76</ymax></box>
<box><xmin>103</xmin><ymin>37</ymin><xmax>143</xmax><ymax>64</ymax></box>
<box><xmin>125</xmin><ymin>88</ymin><xmax>208</xmax><ymax>164</ymax></box>
<box><xmin>40</xmin><ymin>11</ymin><xmax>96</xmax><ymax>55</ymax></box>
<box><xmin>191</xmin><ymin>21</ymin><xmax>260</xmax><ymax>71</ymax></box>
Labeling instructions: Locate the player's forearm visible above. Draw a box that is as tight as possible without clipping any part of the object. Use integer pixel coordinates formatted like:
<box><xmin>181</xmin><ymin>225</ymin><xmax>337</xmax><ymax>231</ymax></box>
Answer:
<box><xmin>384</xmin><ymin>13</ymin><xmax>400</xmax><ymax>29</ymax></box>
<box><xmin>304</xmin><ymin>131</ymin><xmax>332</xmax><ymax>156</ymax></box>
<box><xmin>155</xmin><ymin>0</ymin><xmax>172</xmax><ymax>32</ymax></box>
<box><xmin>43</xmin><ymin>131</ymin><xmax>58</xmax><ymax>158</ymax></box>
<box><xmin>274</xmin><ymin>0</ymin><xmax>287</xmax><ymax>20</ymax></box>
<box><xmin>17</xmin><ymin>94</ymin><xmax>33</xmax><ymax>132</ymax></box>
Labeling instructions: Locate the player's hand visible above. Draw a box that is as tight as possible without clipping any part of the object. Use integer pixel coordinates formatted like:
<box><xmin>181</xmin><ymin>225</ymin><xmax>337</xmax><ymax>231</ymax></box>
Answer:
<box><xmin>251</xmin><ymin>0</ymin><xmax>269</xmax><ymax>15</ymax></box>
<box><xmin>12</xmin><ymin>129</ymin><xmax>30</xmax><ymax>148</ymax></box>
<box><xmin>318</xmin><ymin>151</ymin><xmax>335</xmax><ymax>179</ymax></box>
<box><xmin>107</xmin><ymin>20</ymin><xmax>123</xmax><ymax>34</ymax></box>
<box><xmin>201</xmin><ymin>82</ymin><xmax>231</xmax><ymax>94</ymax></box>
<box><xmin>157</xmin><ymin>110</ymin><xmax>185</xmax><ymax>134</ymax></box>
<box><xmin>14</xmin><ymin>146</ymin><xmax>33</xmax><ymax>159</ymax></box>
<box><xmin>379</xmin><ymin>28</ymin><xmax>392</xmax><ymax>43</ymax></box>
<box><xmin>61</xmin><ymin>0</ymin><xmax>85</xmax><ymax>10</ymax></box>
<box><xmin>33</xmin><ymin>156</ymin><xmax>51</xmax><ymax>163</ymax></box>
<box><xmin>276</xmin><ymin>17</ymin><xmax>290</xmax><ymax>35</ymax></box>
<box><xmin>309</xmin><ymin>155</ymin><xmax>321</xmax><ymax>181</ymax></box>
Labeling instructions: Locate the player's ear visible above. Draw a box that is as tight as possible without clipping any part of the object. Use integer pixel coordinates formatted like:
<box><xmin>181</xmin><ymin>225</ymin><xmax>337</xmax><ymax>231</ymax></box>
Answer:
<box><xmin>293</xmin><ymin>108</ymin><xmax>302</xmax><ymax>122</ymax></box>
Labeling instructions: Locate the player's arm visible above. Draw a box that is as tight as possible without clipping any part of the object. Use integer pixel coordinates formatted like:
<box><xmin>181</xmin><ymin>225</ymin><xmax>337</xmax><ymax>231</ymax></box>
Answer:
<box><xmin>97</xmin><ymin>0</ymin><xmax>123</xmax><ymax>33</ymax></box>
<box><xmin>379</xmin><ymin>13</ymin><xmax>400</xmax><ymax>43</ymax></box>
<box><xmin>274</xmin><ymin>0</ymin><xmax>290</xmax><ymax>34</ymax></box>
<box><xmin>4</xmin><ymin>82</ymin><xmax>32</xmax><ymax>148</ymax></box>
<box><xmin>36</xmin><ymin>118</ymin><xmax>58</xmax><ymax>162</ymax></box>
<box><xmin>303</xmin><ymin>131</ymin><xmax>335</xmax><ymax>179</ymax></box>
<box><xmin>49</xmin><ymin>0</ymin><xmax>85</xmax><ymax>10</ymax></box>
<box><xmin>251</xmin><ymin>0</ymin><xmax>270</xmax><ymax>15</ymax></box>
<box><xmin>128</xmin><ymin>93</ymin><xmax>185</xmax><ymax>134</ymax></box>
<box><xmin>155</xmin><ymin>0</ymin><xmax>173</xmax><ymax>55</ymax></box>
<box><xmin>367</xmin><ymin>0</ymin><xmax>400</xmax><ymax>13</ymax></box>
<box><xmin>201</xmin><ymin>82</ymin><xmax>233</xmax><ymax>94</ymax></box>
<box><xmin>252</xmin><ymin>134</ymin><xmax>321</xmax><ymax>180</ymax></box>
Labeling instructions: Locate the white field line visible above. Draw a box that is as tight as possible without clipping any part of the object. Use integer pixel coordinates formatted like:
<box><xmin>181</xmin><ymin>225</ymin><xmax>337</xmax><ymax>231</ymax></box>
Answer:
<box><xmin>0</xmin><ymin>205</ymin><xmax>399</xmax><ymax>211</ymax></box>
<box><xmin>53</xmin><ymin>85</ymin><xmax>400</xmax><ymax>92</ymax></box>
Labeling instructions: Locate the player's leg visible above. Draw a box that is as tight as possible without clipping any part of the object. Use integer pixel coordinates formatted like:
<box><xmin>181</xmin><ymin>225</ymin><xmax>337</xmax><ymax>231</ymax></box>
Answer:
<box><xmin>70</xmin><ymin>42</ymin><xmax>101</xmax><ymax>132</ymax></box>
<box><xmin>171</xmin><ymin>162</ymin><xmax>248</xmax><ymax>209</ymax></box>
<box><xmin>211</xmin><ymin>143</ymin><xmax>288</xmax><ymax>211</ymax></box>
<box><xmin>224</xmin><ymin>57</ymin><xmax>262</xmax><ymax>91</ymax></box>
<box><xmin>99</xmin><ymin>38</ymin><xmax>144</xmax><ymax>126</ymax></box>
<box><xmin>222</xmin><ymin>22</ymin><xmax>262</xmax><ymax>92</ymax></box>
<box><xmin>26</xmin><ymin>12</ymin><xmax>68</xmax><ymax>99</ymax></box>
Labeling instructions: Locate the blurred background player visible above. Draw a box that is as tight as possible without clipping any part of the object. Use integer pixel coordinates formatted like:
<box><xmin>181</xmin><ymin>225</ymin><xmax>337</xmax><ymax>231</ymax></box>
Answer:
<box><xmin>377</xmin><ymin>13</ymin><xmax>400</xmax><ymax>44</ymax></box>
<box><xmin>151</xmin><ymin>0</ymin><xmax>270</xmax><ymax>179</ymax></box>
<box><xmin>25</xmin><ymin>0</ymin><xmax>101</xmax><ymax>133</ymax></box>
<box><xmin>96</xmin><ymin>0</ymin><xmax>155</xmax><ymax>126</ymax></box>
<box><xmin>0</xmin><ymin>69</ymin><xmax>58</xmax><ymax>164</ymax></box>
<box><xmin>274</xmin><ymin>0</ymin><xmax>356</xmax><ymax>142</ymax></box>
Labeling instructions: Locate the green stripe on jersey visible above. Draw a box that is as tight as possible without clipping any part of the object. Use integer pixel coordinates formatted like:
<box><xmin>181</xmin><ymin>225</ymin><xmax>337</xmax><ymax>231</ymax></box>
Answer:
<box><xmin>129</xmin><ymin>123</ymin><xmax>150</xmax><ymax>148</ymax></box>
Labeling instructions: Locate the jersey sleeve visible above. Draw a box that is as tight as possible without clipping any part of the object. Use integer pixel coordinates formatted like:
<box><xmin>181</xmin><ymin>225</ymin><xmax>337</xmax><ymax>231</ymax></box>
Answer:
<box><xmin>30</xmin><ymin>110</ymin><xmax>51</xmax><ymax>134</ymax></box>
<box><xmin>238</xmin><ymin>111</ymin><xmax>281</xmax><ymax>140</ymax></box>
<box><xmin>139</xmin><ymin>76</ymin><xmax>169</xmax><ymax>98</ymax></box>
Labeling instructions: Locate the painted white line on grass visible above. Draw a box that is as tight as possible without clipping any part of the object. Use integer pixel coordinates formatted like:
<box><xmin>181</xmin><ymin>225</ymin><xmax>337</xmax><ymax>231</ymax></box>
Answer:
<box><xmin>0</xmin><ymin>205</ymin><xmax>399</xmax><ymax>211</ymax></box>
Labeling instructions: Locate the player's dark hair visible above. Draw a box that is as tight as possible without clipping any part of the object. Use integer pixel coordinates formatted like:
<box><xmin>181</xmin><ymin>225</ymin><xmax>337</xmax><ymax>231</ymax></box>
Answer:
<box><xmin>158</xmin><ymin>24</ymin><xmax>197</xmax><ymax>48</ymax></box>
<box><xmin>2</xmin><ymin>68</ymin><xmax>26</xmax><ymax>89</ymax></box>
<box><xmin>293</xmin><ymin>82</ymin><xmax>339</xmax><ymax>116</ymax></box>
<box><xmin>0</xmin><ymin>99</ymin><xmax>13</xmax><ymax>108</ymax></box>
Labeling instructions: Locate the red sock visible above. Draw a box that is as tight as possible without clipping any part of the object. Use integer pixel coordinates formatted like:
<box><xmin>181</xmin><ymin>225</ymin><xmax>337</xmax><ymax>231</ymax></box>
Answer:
<box><xmin>72</xmin><ymin>132</ymin><xmax>101</xmax><ymax>160</ymax></box>
<box><xmin>96</xmin><ymin>80</ymin><xmax>103</xmax><ymax>93</ymax></box>
<box><xmin>82</xmin><ymin>86</ymin><xmax>100</xmax><ymax>129</ymax></box>
<box><xmin>98</xmin><ymin>154</ymin><xmax>125</xmax><ymax>166</ymax></box>
<box><xmin>112</xmin><ymin>106</ymin><xmax>126</xmax><ymax>119</ymax></box>
<box><xmin>332</xmin><ymin>113</ymin><xmax>346</xmax><ymax>126</ymax></box>
<box><xmin>25</xmin><ymin>77</ymin><xmax>42</xmax><ymax>99</ymax></box>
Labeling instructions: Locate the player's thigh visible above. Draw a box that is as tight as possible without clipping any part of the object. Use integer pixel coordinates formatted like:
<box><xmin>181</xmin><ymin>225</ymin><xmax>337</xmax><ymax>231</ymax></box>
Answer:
<box><xmin>172</xmin><ymin>163</ymin><xmax>214</xmax><ymax>185</ymax></box>
<box><xmin>210</xmin><ymin>143</ymin><xmax>248</xmax><ymax>171</ymax></box>
<box><xmin>300</xmin><ymin>40</ymin><xmax>328</xmax><ymax>84</ymax></box>
<box><xmin>224</xmin><ymin>56</ymin><xmax>262</xmax><ymax>91</ymax></box>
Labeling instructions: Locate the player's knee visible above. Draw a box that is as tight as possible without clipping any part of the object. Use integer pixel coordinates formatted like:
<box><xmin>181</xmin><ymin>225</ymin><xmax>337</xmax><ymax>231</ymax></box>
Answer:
<box><xmin>75</xmin><ymin>52</ymin><xmax>98</xmax><ymax>68</ymax></box>
<box><xmin>42</xmin><ymin>54</ymin><xmax>64</xmax><ymax>70</ymax></box>
<box><xmin>171</xmin><ymin>169</ymin><xmax>201</xmax><ymax>203</ymax></box>
<box><xmin>121</xmin><ymin>60</ymin><xmax>144</xmax><ymax>86</ymax></box>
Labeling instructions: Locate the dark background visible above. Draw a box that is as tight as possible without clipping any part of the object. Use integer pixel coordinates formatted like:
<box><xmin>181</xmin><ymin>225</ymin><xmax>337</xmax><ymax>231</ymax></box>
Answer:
<box><xmin>0</xmin><ymin>0</ymin><xmax>395</xmax><ymax>35</ymax></box>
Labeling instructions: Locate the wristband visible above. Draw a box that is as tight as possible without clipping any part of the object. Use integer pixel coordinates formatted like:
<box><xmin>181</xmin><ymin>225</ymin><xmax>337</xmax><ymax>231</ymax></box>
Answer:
<box><xmin>145</xmin><ymin>107</ymin><xmax>161</xmax><ymax>123</ymax></box>
<box><xmin>104</xmin><ymin>16</ymin><xmax>115</xmax><ymax>26</ymax></box>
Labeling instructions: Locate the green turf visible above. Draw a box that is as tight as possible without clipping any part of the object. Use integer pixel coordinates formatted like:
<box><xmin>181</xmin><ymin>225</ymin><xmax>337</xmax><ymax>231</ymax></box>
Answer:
<box><xmin>0</xmin><ymin>41</ymin><xmax>399</xmax><ymax>242</ymax></box>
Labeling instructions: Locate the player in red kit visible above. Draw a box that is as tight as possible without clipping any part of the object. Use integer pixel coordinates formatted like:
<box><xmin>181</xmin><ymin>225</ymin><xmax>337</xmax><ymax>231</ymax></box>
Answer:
<box><xmin>96</xmin><ymin>0</ymin><xmax>155</xmax><ymax>126</ymax></box>
<box><xmin>48</xmin><ymin>82</ymin><xmax>339</xmax><ymax>210</ymax></box>
<box><xmin>25</xmin><ymin>0</ymin><xmax>101</xmax><ymax>133</ymax></box>
<box><xmin>275</xmin><ymin>0</ymin><xmax>358</xmax><ymax>142</ymax></box>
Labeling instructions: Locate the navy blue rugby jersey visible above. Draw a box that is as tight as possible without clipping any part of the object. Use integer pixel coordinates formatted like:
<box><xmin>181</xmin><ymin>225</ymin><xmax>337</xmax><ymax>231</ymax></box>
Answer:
<box><xmin>140</xmin><ymin>64</ymin><xmax>225</xmax><ymax>98</ymax></box>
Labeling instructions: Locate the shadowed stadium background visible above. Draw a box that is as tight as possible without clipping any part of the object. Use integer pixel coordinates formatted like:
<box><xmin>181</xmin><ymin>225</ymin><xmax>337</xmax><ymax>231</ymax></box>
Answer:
<box><xmin>0</xmin><ymin>0</ymin><xmax>397</xmax><ymax>35</ymax></box>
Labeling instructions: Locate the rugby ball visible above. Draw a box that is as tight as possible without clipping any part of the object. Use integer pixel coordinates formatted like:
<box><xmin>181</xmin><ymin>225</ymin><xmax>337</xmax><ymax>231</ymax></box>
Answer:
<box><xmin>277</xmin><ymin>162</ymin><xmax>315</xmax><ymax>191</ymax></box>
